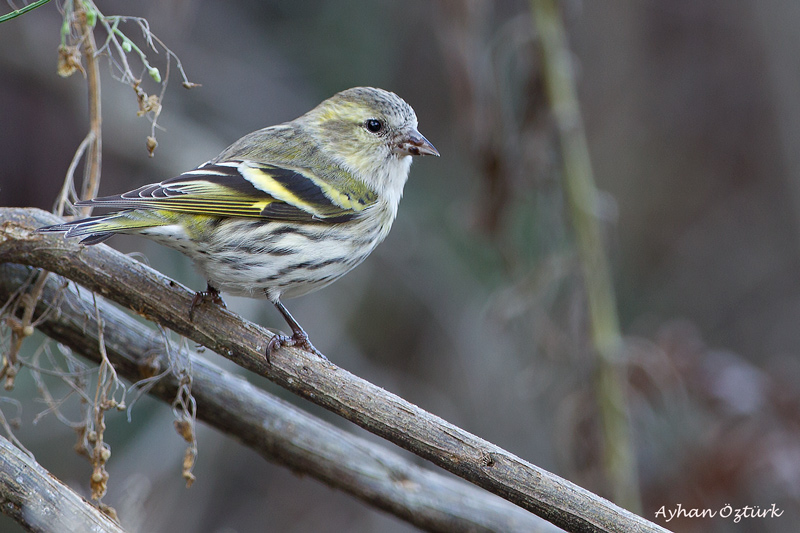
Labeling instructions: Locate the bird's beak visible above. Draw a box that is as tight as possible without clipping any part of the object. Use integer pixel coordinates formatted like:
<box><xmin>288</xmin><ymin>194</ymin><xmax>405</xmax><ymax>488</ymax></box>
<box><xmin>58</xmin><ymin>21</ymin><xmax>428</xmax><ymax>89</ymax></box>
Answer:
<box><xmin>394</xmin><ymin>129</ymin><xmax>440</xmax><ymax>157</ymax></box>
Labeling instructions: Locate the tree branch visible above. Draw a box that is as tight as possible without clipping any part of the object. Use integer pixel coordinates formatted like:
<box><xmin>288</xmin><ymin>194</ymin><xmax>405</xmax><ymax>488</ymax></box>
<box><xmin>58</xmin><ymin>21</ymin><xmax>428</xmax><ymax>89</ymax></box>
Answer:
<box><xmin>0</xmin><ymin>261</ymin><xmax>550</xmax><ymax>533</ymax></box>
<box><xmin>0</xmin><ymin>434</ymin><xmax>125</xmax><ymax>533</ymax></box>
<box><xmin>0</xmin><ymin>207</ymin><xmax>669</xmax><ymax>533</ymax></box>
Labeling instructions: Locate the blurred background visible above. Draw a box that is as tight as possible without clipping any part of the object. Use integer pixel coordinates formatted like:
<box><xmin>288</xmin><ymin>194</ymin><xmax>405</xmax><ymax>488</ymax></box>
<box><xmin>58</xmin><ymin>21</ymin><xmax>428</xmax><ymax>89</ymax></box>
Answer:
<box><xmin>2</xmin><ymin>1</ymin><xmax>800</xmax><ymax>531</ymax></box>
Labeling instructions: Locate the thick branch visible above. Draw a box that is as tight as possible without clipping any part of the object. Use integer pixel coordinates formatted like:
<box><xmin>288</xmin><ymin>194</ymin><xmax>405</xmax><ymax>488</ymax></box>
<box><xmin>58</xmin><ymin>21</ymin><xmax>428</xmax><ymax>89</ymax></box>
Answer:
<box><xmin>0</xmin><ymin>262</ymin><xmax>548</xmax><ymax>533</ymax></box>
<box><xmin>0</xmin><ymin>208</ymin><xmax>669</xmax><ymax>533</ymax></box>
<box><xmin>0</xmin><ymin>435</ymin><xmax>124</xmax><ymax>533</ymax></box>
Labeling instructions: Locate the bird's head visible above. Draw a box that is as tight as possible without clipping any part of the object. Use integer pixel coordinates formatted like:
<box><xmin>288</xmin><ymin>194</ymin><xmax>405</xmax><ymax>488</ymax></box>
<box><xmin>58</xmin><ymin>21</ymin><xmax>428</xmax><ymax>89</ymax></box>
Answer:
<box><xmin>302</xmin><ymin>87</ymin><xmax>438</xmax><ymax>195</ymax></box>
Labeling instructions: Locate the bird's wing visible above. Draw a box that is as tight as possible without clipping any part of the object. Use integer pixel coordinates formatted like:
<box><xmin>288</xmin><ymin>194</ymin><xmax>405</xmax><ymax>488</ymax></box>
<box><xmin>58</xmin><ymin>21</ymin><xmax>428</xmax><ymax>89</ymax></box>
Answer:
<box><xmin>77</xmin><ymin>160</ymin><xmax>378</xmax><ymax>223</ymax></box>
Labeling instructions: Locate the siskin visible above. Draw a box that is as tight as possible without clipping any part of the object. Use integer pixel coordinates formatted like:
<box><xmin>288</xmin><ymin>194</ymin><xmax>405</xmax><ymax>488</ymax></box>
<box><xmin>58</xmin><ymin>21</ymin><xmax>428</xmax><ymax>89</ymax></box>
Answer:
<box><xmin>40</xmin><ymin>87</ymin><xmax>439</xmax><ymax>359</ymax></box>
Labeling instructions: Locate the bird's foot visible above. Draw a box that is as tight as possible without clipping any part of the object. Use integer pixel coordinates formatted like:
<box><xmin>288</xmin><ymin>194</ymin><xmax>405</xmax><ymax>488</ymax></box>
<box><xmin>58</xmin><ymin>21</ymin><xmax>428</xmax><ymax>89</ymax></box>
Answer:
<box><xmin>189</xmin><ymin>285</ymin><xmax>226</xmax><ymax>320</ymax></box>
<box><xmin>265</xmin><ymin>330</ymin><xmax>327</xmax><ymax>365</ymax></box>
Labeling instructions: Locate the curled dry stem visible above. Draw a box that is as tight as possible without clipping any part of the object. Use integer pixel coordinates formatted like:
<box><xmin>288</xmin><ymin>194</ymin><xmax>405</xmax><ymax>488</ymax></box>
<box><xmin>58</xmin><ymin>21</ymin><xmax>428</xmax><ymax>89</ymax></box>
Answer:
<box><xmin>87</xmin><ymin>300</ymin><xmax>126</xmax><ymax>502</ymax></box>
<box><xmin>2</xmin><ymin>270</ymin><xmax>50</xmax><ymax>390</ymax></box>
<box><xmin>172</xmin><ymin>370</ymin><xmax>198</xmax><ymax>487</ymax></box>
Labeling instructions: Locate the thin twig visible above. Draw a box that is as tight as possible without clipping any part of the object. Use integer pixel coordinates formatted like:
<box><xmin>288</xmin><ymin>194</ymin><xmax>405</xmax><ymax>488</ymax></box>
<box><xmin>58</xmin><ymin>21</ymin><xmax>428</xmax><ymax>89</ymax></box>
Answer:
<box><xmin>0</xmin><ymin>0</ymin><xmax>50</xmax><ymax>23</ymax></box>
<box><xmin>2</xmin><ymin>267</ymin><xmax>49</xmax><ymax>389</ymax></box>
<box><xmin>54</xmin><ymin>131</ymin><xmax>92</xmax><ymax>216</ymax></box>
<box><xmin>0</xmin><ymin>399</ymin><xmax>31</xmax><ymax>456</ymax></box>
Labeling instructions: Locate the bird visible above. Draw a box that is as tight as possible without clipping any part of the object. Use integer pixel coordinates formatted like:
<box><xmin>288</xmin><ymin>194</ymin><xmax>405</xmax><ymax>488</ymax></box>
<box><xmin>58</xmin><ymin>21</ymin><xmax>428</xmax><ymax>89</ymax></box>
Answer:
<box><xmin>39</xmin><ymin>87</ymin><xmax>439</xmax><ymax>360</ymax></box>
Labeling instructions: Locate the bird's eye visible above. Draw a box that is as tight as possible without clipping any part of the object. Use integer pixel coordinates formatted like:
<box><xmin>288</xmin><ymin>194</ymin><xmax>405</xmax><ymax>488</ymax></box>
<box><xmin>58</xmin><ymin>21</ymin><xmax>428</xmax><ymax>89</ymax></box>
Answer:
<box><xmin>365</xmin><ymin>119</ymin><xmax>383</xmax><ymax>133</ymax></box>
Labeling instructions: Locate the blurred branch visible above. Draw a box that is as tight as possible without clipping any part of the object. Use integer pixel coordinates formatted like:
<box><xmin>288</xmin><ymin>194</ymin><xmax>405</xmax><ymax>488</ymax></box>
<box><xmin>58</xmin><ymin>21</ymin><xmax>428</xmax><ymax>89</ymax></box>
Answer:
<box><xmin>0</xmin><ymin>207</ymin><xmax>668</xmax><ymax>533</ymax></box>
<box><xmin>0</xmin><ymin>434</ymin><xmax>125</xmax><ymax>533</ymax></box>
<box><xmin>531</xmin><ymin>0</ymin><xmax>640</xmax><ymax>512</ymax></box>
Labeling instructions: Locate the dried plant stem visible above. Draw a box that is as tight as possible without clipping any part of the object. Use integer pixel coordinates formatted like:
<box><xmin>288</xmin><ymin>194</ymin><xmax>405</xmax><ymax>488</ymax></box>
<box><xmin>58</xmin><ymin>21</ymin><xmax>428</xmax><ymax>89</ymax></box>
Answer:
<box><xmin>54</xmin><ymin>133</ymin><xmax>92</xmax><ymax>215</ymax></box>
<box><xmin>87</xmin><ymin>304</ymin><xmax>123</xmax><ymax>502</ymax></box>
<box><xmin>531</xmin><ymin>0</ymin><xmax>641</xmax><ymax>513</ymax></box>
<box><xmin>2</xmin><ymin>269</ymin><xmax>49</xmax><ymax>390</ymax></box>
<box><xmin>0</xmin><ymin>404</ymin><xmax>31</xmax><ymax>456</ymax></box>
<box><xmin>75</xmin><ymin>0</ymin><xmax>102</xmax><ymax>211</ymax></box>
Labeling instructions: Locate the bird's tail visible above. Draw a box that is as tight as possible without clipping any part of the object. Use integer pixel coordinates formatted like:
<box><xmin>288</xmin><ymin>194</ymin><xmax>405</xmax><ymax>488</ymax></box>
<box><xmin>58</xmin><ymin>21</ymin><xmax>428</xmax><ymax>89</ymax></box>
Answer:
<box><xmin>37</xmin><ymin>210</ymin><xmax>174</xmax><ymax>245</ymax></box>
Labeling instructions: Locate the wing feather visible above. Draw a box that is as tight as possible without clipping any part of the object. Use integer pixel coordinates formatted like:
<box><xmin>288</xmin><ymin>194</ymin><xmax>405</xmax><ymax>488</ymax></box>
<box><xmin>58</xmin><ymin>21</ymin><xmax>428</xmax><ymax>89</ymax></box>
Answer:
<box><xmin>77</xmin><ymin>161</ymin><xmax>377</xmax><ymax>223</ymax></box>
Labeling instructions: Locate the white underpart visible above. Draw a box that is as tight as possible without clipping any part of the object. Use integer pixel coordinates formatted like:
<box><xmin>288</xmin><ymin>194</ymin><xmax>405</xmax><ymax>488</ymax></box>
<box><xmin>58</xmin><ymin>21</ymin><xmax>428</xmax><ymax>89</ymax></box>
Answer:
<box><xmin>136</xmin><ymin>157</ymin><xmax>411</xmax><ymax>303</ymax></box>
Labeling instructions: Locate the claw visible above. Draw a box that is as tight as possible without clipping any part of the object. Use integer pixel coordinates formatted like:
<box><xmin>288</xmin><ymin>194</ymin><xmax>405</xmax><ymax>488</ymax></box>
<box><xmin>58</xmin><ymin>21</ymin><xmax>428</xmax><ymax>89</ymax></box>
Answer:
<box><xmin>189</xmin><ymin>284</ymin><xmax>226</xmax><ymax>321</ymax></box>
<box><xmin>265</xmin><ymin>299</ymin><xmax>327</xmax><ymax>364</ymax></box>
<box><xmin>265</xmin><ymin>330</ymin><xmax>326</xmax><ymax>364</ymax></box>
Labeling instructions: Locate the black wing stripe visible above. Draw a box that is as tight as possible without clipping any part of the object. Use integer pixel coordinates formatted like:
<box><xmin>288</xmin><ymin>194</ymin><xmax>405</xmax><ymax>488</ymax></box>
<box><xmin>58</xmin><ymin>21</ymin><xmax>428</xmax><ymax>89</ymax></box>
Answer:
<box><xmin>161</xmin><ymin>163</ymin><xmax>268</xmax><ymax>198</ymax></box>
<box><xmin>262</xmin><ymin>166</ymin><xmax>334</xmax><ymax>208</ymax></box>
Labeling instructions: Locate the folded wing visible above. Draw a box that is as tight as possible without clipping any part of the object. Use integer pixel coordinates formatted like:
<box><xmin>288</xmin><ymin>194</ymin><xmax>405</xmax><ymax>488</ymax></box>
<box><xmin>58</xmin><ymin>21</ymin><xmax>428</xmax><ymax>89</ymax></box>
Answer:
<box><xmin>78</xmin><ymin>160</ymin><xmax>377</xmax><ymax>223</ymax></box>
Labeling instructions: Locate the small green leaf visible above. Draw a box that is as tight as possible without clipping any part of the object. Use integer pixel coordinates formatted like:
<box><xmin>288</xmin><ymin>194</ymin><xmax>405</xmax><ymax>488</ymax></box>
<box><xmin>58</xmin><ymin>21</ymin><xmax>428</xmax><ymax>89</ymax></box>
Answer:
<box><xmin>148</xmin><ymin>67</ymin><xmax>161</xmax><ymax>83</ymax></box>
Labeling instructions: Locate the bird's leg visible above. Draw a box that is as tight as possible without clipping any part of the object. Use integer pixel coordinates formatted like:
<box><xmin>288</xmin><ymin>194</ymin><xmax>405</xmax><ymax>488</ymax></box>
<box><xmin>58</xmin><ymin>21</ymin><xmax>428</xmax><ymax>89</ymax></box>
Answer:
<box><xmin>266</xmin><ymin>299</ymin><xmax>327</xmax><ymax>363</ymax></box>
<box><xmin>189</xmin><ymin>283</ymin><xmax>227</xmax><ymax>320</ymax></box>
